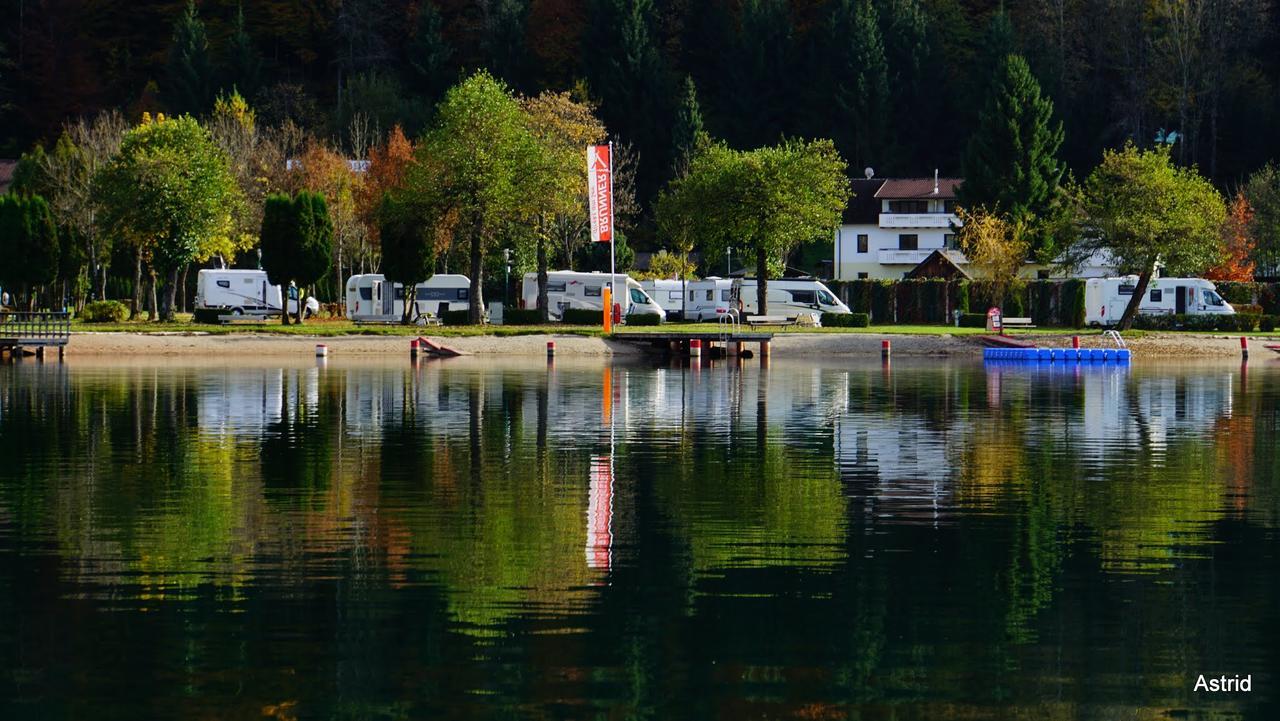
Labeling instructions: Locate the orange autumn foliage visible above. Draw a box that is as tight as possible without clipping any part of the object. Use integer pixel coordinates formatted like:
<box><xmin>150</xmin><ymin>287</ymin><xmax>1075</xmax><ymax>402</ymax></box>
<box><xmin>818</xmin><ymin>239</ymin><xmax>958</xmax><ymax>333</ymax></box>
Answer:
<box><xmin>357</xmin><ymin>125</ymin><xmax>415</xmax><ymax>246</ymax></box>
<box><xmin>1206</xmin><ymin>192</ymin><xmax>1256</xmax><ymax>281</ymax></box>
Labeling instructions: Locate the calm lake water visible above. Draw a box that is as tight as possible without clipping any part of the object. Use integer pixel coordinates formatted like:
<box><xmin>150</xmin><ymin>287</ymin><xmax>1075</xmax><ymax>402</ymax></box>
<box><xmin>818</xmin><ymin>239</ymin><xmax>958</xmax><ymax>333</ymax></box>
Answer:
<box><xmin>1</xmin><ymin>356</ymin><xmax>1277</xmax><ymax>720</ymax></box>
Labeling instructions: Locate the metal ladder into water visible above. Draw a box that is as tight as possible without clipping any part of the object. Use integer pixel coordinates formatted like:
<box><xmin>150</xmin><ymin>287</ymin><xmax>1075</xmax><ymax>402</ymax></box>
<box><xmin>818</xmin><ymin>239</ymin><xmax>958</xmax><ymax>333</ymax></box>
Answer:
<box><xmin>1104</xmin><ymin>329</ymin><xmax>1127</xmax><ymax>349</ymax></box>
<box><xmin>719</xmin><ymin>309</ymin><xmax>739</xmax><ymax>343</ymax></box>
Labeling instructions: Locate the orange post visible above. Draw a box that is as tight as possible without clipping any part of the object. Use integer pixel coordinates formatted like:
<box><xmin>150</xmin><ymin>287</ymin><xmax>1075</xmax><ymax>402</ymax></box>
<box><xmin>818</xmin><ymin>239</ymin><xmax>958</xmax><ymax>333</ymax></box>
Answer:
<box><xmin>603</xmin><ymin>287</ymin><xmax>613</xmax><ymax>333</ymax></box>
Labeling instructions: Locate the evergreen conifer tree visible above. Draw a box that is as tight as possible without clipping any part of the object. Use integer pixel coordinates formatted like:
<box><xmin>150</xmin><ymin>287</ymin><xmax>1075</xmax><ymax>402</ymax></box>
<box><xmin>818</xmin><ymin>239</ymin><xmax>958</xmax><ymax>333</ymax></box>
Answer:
<box><xmin>224</xmin><ymin>4</ymin><xmax>263</xmax><ymax>99</ymax></box>
<box><xmin>405</xmin><ymin>1</ymin><xmax>453</xmax><ymax>106</ymax></box>
<box><xmin>483</xmin><ymin>0</ymin><xmax>530</xmax><ymax>90</ymax></box>
<box><xmin>878</xmin><ymin>0</ymin><xmax>936</xmax><ymax>170</ymax></box>
<box><xmin>671</xmin><ymin>76</ymin><xmax>704</xmax><ymax>176</ymax></box>
<box><xmin>167</xmin><ymin>0</ymin><xmax>215</xmax><ymax>115</ymax></box>
<box><xmin>958</xmin><ymin>54</ymin><xmax>1065</xmax><ymax>248</ymax></box>
<box><xmin>825</xmin><ymin>0</ymin><xmax>890</xmax><ymax>169</ymax></box>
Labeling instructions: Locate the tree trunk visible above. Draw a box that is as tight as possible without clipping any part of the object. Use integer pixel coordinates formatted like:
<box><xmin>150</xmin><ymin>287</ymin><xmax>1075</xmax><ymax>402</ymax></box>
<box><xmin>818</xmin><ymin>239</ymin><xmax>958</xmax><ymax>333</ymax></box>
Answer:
<box><xmin>178</xmin><ymin>266</ymin><xmax>189</xmax><ymax>314</ymax></box>
<box><xmin>402</xmin><ymin>285</ymin><xmax>417</xmax><ymax>324</ymax></box>
<box><xmin>163</xmin><ymin>267</ymin><xmax>179</xmax><ymax>322</ymax></box>
<box><xmin>148</xmin><ymin>270</ymin><xmax>159</xmax><ymax>322</ymax></box>
<box><xmin>281</xmin><ymin>285</ymin><xmax>291</xmax><ymax>325</ymax></box>
<box><xmin>296</xmin><ymin>287</ymin><xmax>307</xmax><ymax>325</ymax></box>
<box><xmin>756</xmin><ymin>245</ymin><xmax>769</xmax><ymax>317</ymax></box>
<box><xmin>469</xmin><ymin>225</ymin><xmax>485</xmax><ymax>324</ymax></box>
<box><xmin>131</xmin><ymin>248</ymin><xmax>143</xmax><ymax>320</ymax></box>
<box><xmin>537</xmin><ymin>234</ymin><xmax>549</xmax><ymax>321</ymax></box>
<box><xmin>1117</xmin><ymin>264</ymin><xmax>1155</xmax><ymax>331</ymax></box>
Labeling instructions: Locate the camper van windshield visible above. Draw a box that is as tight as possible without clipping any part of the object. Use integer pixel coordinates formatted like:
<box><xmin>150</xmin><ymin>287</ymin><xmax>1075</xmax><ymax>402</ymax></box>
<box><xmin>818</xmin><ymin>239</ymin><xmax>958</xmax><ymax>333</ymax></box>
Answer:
<box><xmin>630</xmin><ymin>289</ymin><xmax>647</xmax><ymax>305</ymax></box>
<box><xmin>817</xmin><ymin>289</ymin><xmax>837</xmax><ymax>306</ymax></box>
<box><xmin>1205</xmin><ymin>290</ymin><xmax>1225</xmax><ymax>306</ymax></box>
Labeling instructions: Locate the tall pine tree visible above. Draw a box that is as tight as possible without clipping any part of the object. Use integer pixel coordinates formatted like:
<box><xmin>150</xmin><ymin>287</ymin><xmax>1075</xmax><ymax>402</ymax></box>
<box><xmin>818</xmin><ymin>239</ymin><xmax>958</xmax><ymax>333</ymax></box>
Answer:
<box><xmin>167</xmin><ymin>0</ymin><xmax>214</xmax><ymax>115</ymax></box>
<box><xmin>405</xmin><ymin>1</ymin><xmax>453</xmax><ymax>107</ymax></box>
<box><xmin>958</xmin><ymin>53</ymin><xmax>1065</xmax><ymax>248</ymax></box>
<box><xmin>727</xmin><ymin>0</ymin><xmax>796</xmax><ymax>148</ymax></box>
<box><xmin>586</xmin><ymin>0</ymin><xmax>672</xmax><ymax>203</ymax></box>
<box><xmin>482</xmin><ymin>0</ymin><xmax>531</xmax><ymax>91</ymax></box>
<box><xmin>878</xmin><ymin>0</ymin><xmax>937</xmax><ymax>171</ymax></box>
<box><xmin>223</xmin><ymin>4</ymin><xmax>262</xmax><ymax>99</ymax></box>
<box><xmin>671</xmin><ymin>76</ymin><xmax>704</xmax><ymax>177</ymax></box>
<box><xmin>823</xmin><ymin>0</ymin><xmax>890</xmax><ymax>171</ymax></box>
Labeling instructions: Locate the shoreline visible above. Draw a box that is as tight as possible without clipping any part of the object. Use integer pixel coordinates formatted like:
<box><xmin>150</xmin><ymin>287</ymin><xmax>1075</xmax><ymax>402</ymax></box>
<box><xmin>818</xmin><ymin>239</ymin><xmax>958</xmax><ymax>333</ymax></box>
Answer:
<box><xmin>48</xmin><ymin>330</ymin><xmax>1263</xmax><ymax>358</ymax></box>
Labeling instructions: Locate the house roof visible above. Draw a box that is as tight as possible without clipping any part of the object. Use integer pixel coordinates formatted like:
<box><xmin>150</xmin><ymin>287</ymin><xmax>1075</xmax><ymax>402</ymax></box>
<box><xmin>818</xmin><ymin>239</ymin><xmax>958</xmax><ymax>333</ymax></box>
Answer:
<box><xmin>905</xmin><ymin>249</ymin><xmax>971</xmax><ymax>280</ymax></box>
<box><xmin>0</xmin><ymin>160</ymin><xmax>16</xmax><ymax>195</ymax></box>
<box><xmin>875</xmin><ymin>177</ymin><xmax>962</xmax><ymax>200</ymax></box>
<box><xmin>842</xmin><ymin>178</ymin><xmax>885</xmax><ymax>224</ymax></box>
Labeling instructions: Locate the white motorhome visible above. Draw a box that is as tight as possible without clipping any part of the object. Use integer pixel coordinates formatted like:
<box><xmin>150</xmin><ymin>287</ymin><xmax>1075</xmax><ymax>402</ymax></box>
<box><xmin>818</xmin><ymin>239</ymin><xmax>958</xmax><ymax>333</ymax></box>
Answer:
<box><xmin>345</xmin><ymin>274</ymin><xmax>471</xmax><ymax>322</ymax></box>
<box><xmin>640</xmin><ymin>279</ymin><xmax>689</xmax><ymax>321</ymax></box>
<box><xmin>686</xmin><ymin>277</ymin><xmax>735</xmax><ymax>321</ymax></box>
<box><xmin>731</xmin><ymin>278</ymin><xmax>852</xmax><ymax>319</ymax></box>
<box><xmin>195</xmin><ymin>269</ymin><xmax>319</xmax><ymax>319</ymax></box>
<box><xmin>1085</xmin><ymin>276</ymin><xmax>1235</xmax><ymax>326</ymax></box>
<box><xmin>520</xmin><ymin>271</ymin><xmax>665</xmax><ymax>321</ymax></box>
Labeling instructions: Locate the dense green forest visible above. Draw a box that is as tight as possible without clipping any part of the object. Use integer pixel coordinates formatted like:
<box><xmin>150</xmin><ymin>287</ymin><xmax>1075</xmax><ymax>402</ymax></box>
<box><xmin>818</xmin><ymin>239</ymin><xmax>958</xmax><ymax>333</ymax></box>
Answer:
<box><xmin>4</xmin><ymin>0</ymin><xmax>1279</xmax><ymax>186</ymax></box>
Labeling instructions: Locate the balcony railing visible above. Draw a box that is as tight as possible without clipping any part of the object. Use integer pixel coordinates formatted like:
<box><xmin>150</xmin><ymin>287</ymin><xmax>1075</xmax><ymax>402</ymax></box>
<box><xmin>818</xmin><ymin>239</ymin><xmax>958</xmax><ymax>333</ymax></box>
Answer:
<box><xmin>877</xmin><ymin>249</ymin><xmax>934</xmax><ymax>265</ymax></box>
<box><xmin>879</xmin><ymin>212</ymin><xmax>957</xmax><ymax>229</ymax></box>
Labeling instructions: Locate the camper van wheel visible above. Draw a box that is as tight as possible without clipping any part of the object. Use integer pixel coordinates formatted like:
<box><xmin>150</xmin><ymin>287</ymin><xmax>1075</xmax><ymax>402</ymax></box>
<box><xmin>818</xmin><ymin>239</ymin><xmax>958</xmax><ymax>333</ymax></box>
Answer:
<box><xmin>231</xmin><ymin>308</ymin><xmax>244</xmax><ymax>316</ymax></box>
<box><xmin>304</xmin><ymin>308</ymin><xmax>314</xmax><ymax>320</ymax></box>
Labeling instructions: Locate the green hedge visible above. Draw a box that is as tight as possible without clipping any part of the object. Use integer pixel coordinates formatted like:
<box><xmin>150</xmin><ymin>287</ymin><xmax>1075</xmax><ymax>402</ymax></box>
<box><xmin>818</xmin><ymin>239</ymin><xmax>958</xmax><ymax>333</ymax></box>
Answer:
<box><xmin>1262</xmin><ymin>315</ymin><xmax>1279</xmax><ymax>332</ymax></box>
<box><xmin>80</xmin><ymin>300</ymin><xmax>129</xmax><ymax>323</ymax></box>
<box><xmin>822</xmin><ymin>312</ymin><xmax>870</xmax><ymax>327</ymax></box>
<box><xmin>441</xmin><ymin>310</ymin><xmax>472</xmax><ymax>325</ymax></box>
<box><xmin>561</xmin><ymin>308</ymin><xmax>604</xmax><ymax>325</ymax></box>
<box><xmin>1219</xmin><ymin>313</ymin><xmax>1260</xmax><ymax>332</ymax></box>
<box><xmin>625</xmin><ymin>313</ymin><xmax>662</xmax><ymax>326</ymax></box>
<box><xmin>1132</xmin><ymin>313</ymin><xmax>1257</xmax><ymax>332</ymax></box>
<box><xmin>829</xmin><ymin>278</ymin><xmax>1087</xmax><ymax>327</ymax></box>
<box><xmin>501</xmin><ymin>308</ymin><xmax>543</xmax><ymax>325</ymax></box>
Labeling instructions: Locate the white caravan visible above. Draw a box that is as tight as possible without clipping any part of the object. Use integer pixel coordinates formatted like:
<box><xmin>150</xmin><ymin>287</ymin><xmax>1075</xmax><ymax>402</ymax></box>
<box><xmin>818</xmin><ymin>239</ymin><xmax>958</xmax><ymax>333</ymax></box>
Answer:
<box><xmin>640</xmin><ymin>279</ymin><xmax>689</xmax><ymax>321</ymax></box>
<box><xmin>195</xmin><ymin>269</ymin><xmax>319</xmax><ymax>318</ymax></box>
<box><xmin>345</xmin><ymin>274</ymin><xmax>471</xmax><ymax>322</ymax></box>
<box><xmin>731</xmin><ymin>277</ymin><xmax>851</xmax><ymax>319</ymax></box>
<box><xmin>1084</xmin><ymin>276</ymin><xmax>1235</xmax><ymax>326</ymax></box>
<box><xmin>686</xmin><ymin>277</ymin><xmax>736</xmax><ymax>321</ymax></box>
<box><xmin>521</xmin><ymin>271</ymin><xmax>665</xmax><ymax>321</ymax></box>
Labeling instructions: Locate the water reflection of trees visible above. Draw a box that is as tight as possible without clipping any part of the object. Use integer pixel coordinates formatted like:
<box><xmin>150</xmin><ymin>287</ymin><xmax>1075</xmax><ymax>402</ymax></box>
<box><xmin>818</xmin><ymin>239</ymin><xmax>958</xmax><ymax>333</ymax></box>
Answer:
<box><xmin>0</xmin><ymin>360</ymin><xmax>1277</xmax><ymax>718</ymax></box>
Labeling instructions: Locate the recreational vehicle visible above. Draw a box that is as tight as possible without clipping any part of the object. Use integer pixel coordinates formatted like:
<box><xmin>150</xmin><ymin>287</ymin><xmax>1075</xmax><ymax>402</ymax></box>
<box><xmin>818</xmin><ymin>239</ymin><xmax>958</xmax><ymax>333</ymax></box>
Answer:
<box><xmin>520</xmin><ymin>271</ymin><xmax>665</xmax><ymax>321</ymax></box>
<box><xmin>639</xmin><ymin>279</ymin><xmax>689</xmax><ymax>321</ymax></box>
<box><xmin>1084</xmin><ymin>276</ymin><xmax>1235</xmax><ymax>326</ymax></box>
<box><xmin>686</xmin><ymin>277</ymin><xmax>735</xmax><ymax>321</ymax></box>
<box><xmin>345</xmin><ymin>274</ymin><xmax>471</xmax><ymax>322</ymax></box>
<box><xmin>195</xmin><ymin>269</ymin><xmax>319</xmax><ymax>319</ymax></box>
<box><xmin>730</xmin><ymin>277</ymin><xmax>852</xmax><ymax>319</ymax></box>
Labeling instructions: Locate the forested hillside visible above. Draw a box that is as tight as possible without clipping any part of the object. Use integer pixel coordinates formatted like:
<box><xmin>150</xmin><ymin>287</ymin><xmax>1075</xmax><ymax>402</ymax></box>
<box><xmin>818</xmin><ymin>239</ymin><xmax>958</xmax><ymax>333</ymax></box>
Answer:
<box><xmin>4</xmin><ymin>0</ymin><xmax>1278</xmax><ymax>188</ymax></box>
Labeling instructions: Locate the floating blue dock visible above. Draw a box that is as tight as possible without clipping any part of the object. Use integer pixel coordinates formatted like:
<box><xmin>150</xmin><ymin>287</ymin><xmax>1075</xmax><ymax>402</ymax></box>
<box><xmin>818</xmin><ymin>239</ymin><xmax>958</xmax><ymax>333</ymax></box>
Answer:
<box><xmin>983</xmin><ymin>347</ymin><xmax>1130</xmax><ymax>363</ymax></box>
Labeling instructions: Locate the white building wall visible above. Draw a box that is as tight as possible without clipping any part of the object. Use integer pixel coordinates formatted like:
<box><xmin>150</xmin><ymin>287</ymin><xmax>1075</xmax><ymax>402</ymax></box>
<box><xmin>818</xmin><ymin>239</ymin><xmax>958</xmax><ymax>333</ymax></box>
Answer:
<box><xmin>835</xmin><ymin>197</ymin><xmax>960</xmax><ymax>281</ymax></box>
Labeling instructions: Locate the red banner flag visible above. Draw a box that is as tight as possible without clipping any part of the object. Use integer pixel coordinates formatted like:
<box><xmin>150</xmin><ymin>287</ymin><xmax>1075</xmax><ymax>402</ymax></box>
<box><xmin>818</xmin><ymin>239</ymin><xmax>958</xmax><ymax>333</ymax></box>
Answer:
<box><xmin>587</xmin><ymin>145</ymin><xmax>613</xmax><ymax>243</ymax></box>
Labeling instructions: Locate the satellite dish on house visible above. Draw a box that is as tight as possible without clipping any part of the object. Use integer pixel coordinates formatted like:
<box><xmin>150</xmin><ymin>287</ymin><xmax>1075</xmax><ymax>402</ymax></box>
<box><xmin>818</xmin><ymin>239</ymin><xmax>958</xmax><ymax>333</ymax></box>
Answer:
<box><xmin>864</xmin><ymin>167</ymin><xmax>874</xmax><ymax>179</ymax></box>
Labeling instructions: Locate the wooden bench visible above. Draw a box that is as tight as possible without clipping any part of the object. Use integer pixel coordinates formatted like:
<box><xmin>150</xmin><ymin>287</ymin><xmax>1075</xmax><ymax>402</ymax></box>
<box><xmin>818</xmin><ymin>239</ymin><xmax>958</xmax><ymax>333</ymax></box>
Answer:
<box><xmin>745</xmin><ymin>315</ymin><xmax>797</xmax><ymax>328</ymax></box>
<box><xmin>1002</xmin><ymin>316</ymin><xmax>1037</xmax><ymax>329</ymax></box>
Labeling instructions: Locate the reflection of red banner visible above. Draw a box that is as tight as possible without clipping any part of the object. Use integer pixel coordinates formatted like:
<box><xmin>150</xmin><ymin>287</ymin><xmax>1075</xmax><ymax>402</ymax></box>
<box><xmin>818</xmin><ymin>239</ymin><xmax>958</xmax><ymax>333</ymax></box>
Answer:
<box><xmin>587</xmin><ymin>145</ymin><xmax>613</xmax><ymax>243</ymax></box>
<box><xmin>586</xmin><ymin>454</ymin><xmax>613</xmax><ymax>570</ymax></box>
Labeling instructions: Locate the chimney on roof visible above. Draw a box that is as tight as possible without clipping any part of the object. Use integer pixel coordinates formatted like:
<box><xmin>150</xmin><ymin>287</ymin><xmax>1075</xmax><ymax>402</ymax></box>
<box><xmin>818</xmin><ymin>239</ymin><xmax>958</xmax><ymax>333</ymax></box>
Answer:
<box><xmin>933</xmin><ymin>169</ymin><xmax>939</xmax><ymax>195</ymax></box>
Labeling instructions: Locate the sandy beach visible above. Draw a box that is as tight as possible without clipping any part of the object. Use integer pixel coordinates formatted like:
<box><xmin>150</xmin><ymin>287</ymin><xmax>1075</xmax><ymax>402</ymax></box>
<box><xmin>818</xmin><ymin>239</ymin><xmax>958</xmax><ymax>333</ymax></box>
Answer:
<box><xmin>52</xmin><ymin>330</ymin><xmax>1263</xmax><ymax>358</ymax></box>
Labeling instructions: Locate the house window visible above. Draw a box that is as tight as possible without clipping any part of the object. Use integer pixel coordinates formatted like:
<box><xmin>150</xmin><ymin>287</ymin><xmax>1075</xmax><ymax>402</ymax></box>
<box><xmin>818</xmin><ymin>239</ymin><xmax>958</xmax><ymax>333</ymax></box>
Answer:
<box><xmin>944</xmin><ymin>233</ymin><xmax>958</xmax><ymax>249</ymax></box>
<box><xmin>898</xmin><ymin>234</ymin><xmax>919</xmax><ymax>251</ymax></box>
<box><xmin>1037</xmin><ymin>270</ymin><xmax>1051</xmax><ymax>280</ymax></box>
<box><xmin>888</xmin><ymin>200</ymin><xmax>929</xmax><ymax>213</ymax></box>
<box><xmin>944</xmin><ymin>200</ymin><xmax>958</xmax><ymax>213</ymax></box>
<box><xmin>1150</xmin><ymin>289</ymin><xmax>1163</xmax><ymax>302</ymax></box>
<box><xmin>585</xmin><ymin>285</ymin><xmax>602</xmax><ymax>297</ymax></box>
<box><xmin>857</xmin><ymin>272</ymin><xmax>869</xmax><ymax>279</ymax></box>
<box><xmin>857</xmin><ymin>234</ymin><xmax>868</xmax><ymax>253</ymax></box>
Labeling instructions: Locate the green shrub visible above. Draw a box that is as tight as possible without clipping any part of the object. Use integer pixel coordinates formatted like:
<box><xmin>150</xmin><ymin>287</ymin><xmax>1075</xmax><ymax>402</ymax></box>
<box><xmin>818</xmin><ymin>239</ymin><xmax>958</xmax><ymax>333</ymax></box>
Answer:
<box><xmin>79</xmin><ymin>300</ymin><xmax>129</xmax><ymax>323</ymax></box>
<box><xmin>624</xmin><ymin>312</ymin><xmax>662</xmax><ymax>326</ymax></box>
<box><xmin>561</xmin><ymin>308</ymin><xmax>604</xmax><ymax>325</ymax></box>
<box><xmin>441</xmin><ymin>310</ymin><xmax>472</xmax><ymax>325</ymax></box>
<box><xmin>1062</xmin><ymin>278</ymin><xmax>1086</xmax><ymax>328</ymax></box>
<box><xmin>1235</xmin><ymin>303</ymin><xmax>1263</xmax><ymax>316</ymax></box>
<box><xmin>959</xmin><ymin>313</ymin><xmax>988</xmax><ymax>328</ymax></box>
<box><xmin>822</xmin><ymin>312</ymin><xmax>870</xmax><ymax>327</ymax></box>
<box><xmin>502</xmin><ymin>308</ymin><xmax>543</xmax><ymax>325</ymax></box>
<box><xmin>1217</xmin><ymin>313</ymin><xmax>1259</xmax><ymax>332</ymax></box>
<box><xmin>1261</xmin><ymin>315</ymin><xmax>1278</xmax><ymax>332</ymax></box>
<box><xmin>1133</xmin><ymin>314</ymin><xmax>1175</xmax><ymax>330</ymax></box>
<box><xmin>1179</xmin><ymin>314</ymin><xmax>1219</xmax><ymax>332</ymax></box>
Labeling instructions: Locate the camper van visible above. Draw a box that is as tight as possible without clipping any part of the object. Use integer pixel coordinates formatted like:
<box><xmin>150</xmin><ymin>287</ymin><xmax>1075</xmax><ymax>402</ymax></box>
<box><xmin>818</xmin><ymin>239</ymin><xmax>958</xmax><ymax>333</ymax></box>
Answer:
<box><xmin>731</xmin><ymin>277</ymin><xmax>851</xmax><ymax>320</ymax></box>
<box><xmin>686</xmin><ymin>277</ymin><xmax>735</xmax><ymax>321</ymax></box>
<box><xmin>521</xmin><ymin>271</ymin><xmax>665</xmax><ymax>322</ymax></box>
<box><xmin>639</xmin><ymin>279</ymin><xmax>689</xmax><ymax>321</ymax></box>
<box><xmin>195</xmin><ymin>269</ymin><xmax>319</xmax><ymax>319</ymax></box>
<box><xmin>345</xmin><ymin>274</ymin><xmax>471</xmax><ymax>322</ymax></box>
<box><xmin>1084</xmin><ymin>276</ymin><xmax>1235</xmax><ymax>326</ymax></box>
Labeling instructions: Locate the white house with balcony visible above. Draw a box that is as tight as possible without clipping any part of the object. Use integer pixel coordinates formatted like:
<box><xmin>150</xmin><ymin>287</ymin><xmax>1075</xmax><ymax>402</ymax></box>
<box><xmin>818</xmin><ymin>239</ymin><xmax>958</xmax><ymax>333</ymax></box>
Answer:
<box><xmin>834</xmin><ymin>176</ymin><xmax>963</xmax><ymax>280</ymax></box>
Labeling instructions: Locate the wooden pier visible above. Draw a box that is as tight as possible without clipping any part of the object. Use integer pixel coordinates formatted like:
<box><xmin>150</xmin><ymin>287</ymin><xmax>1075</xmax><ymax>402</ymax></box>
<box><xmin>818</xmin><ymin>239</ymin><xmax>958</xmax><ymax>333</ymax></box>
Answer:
<box><xmin>612</xmin><ymin>330</ymin><xmax>775</xmax><ymax>359</ymax></box>
<box><xmin>0</xmin><ymin>312</ymin><xmax>71</xmax><ymax>360</ymax></box>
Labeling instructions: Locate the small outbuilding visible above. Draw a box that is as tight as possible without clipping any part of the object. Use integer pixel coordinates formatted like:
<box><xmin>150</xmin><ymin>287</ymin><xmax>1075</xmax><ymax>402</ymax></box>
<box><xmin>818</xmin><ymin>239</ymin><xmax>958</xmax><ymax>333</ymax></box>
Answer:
<box><xmin>905</xmin><ymin>249</ymin><xmax>971</xmax><ymax>280</ymax></box>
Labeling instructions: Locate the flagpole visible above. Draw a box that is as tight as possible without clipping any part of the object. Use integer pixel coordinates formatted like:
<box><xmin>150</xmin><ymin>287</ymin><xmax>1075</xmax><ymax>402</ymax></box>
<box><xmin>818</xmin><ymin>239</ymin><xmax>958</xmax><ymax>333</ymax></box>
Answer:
<box><xmin>608</xmin><ymin>141</ymin><xmax>616</xmax><ymax>322</ymax></box>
